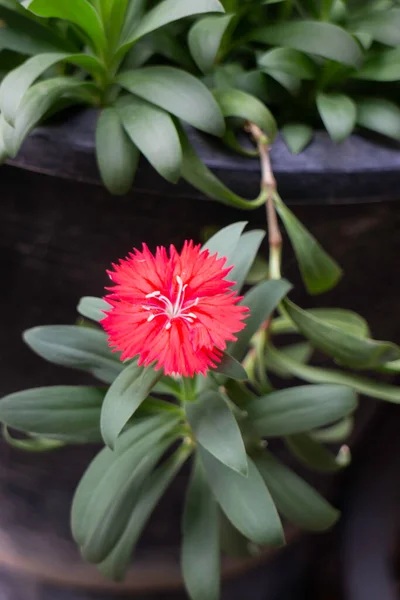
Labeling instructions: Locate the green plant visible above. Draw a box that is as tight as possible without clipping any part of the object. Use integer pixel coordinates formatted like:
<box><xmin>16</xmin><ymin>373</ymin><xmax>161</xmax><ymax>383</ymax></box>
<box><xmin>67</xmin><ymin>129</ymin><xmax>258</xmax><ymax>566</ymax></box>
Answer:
<box><xmin>0</xmin><ymin>0</ymin><xmax>399</xmax><ymax>200</ymax></box>
<box><xmin>190</xmin><ymin>0</ymin><xmax>400</xmax><ymax>151</ymax></box>
<box><xmin>1</xmin><ymin>206</ymin><xmax>400</xmax><ymax>599</ymax></box>
<box><xmin>0</xmin><ymin>0</ymin><xmax>229</xmax><ymax>194</ymax></box>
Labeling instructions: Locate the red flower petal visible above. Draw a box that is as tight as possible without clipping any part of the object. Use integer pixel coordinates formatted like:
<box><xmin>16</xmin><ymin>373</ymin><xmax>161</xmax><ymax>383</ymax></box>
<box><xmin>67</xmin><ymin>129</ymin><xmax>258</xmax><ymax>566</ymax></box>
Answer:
<box><xmin>101</xmin><ymin>241</ymin><xmax>249</xmax><ymax>377</ymax></box>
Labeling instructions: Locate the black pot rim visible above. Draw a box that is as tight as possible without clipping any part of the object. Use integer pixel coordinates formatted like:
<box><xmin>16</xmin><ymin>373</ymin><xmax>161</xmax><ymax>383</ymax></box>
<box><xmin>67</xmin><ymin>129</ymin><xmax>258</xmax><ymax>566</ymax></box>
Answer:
<box><xmin>6</xmin><ymin>107</ymin><xmax>400</xmax><ymax>206</ymax></box>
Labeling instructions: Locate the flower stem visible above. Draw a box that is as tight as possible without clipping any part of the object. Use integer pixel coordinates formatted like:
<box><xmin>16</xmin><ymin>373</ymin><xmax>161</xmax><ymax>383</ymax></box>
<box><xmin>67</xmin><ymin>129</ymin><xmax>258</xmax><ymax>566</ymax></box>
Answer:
<box><xmin>181</xmin><ymin>377</ymin><xmax>196</xmax><ymax>402</ymax></box>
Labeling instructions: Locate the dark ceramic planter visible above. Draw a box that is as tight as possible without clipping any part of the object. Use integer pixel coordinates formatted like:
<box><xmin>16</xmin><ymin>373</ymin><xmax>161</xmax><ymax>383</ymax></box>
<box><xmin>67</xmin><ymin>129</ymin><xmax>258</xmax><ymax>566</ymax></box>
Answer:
<box><xmin>0</xmin><ymin>108</ymin><xmax>399</xmax><ymax>598</ymax></box>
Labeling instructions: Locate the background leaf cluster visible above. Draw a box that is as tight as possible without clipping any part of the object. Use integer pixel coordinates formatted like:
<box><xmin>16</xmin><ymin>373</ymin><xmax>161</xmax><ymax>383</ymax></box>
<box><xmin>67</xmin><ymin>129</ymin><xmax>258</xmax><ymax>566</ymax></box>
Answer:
<box><xmin>0</xmin><ymin>0</ymin><xmax>398</xmax><ymax>196</ymax></box>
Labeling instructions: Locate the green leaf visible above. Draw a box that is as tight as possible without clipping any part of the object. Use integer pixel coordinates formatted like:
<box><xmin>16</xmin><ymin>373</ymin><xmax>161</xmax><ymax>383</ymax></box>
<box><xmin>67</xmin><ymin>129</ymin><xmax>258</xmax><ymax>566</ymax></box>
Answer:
<box><xmin>188</xmin><ymin>13</ymin><xmax>233</xmax><ymax>73</ymax></box>
<box><xmin>22</xmin><ymin>0</ymin><xmax>107</xmax><ymax>54</ymax></box>
<box><xmin>254</xmin><ymin>450</ymin><xmax>339</xmax><ymax>531</ymax></box>
<box><xmin>286</xmin><ymin>433</ymin><xmax>345</xmax><ymax>472</ymax></box>
<box><xmin>0</xmin><ymin>1</ymin><xmax>77</xmax><ymax>54</ymax></box>
<box><xmin>77</xmin><ymin>296</ymin><xmax>111</xmax><ymax>323</ymax></box>
<box><xmin>5</xmin><ymin>77</ymin><xmax>96</xmax><ymax>157</ymax></box>
<box><xmin>351</xmin><ymin>8</ymin><xmax>400</xmax><ymax>46</ymax></box>
<box><xmin>247</xmin><ymin>384</ymin><xmax>357</xmax><ymax>437</ymax></box>
<box><xmin>251</xmin><ymin>21</ymin><xmax>363</xmax><ymax>67</ymax></box>
<box><xmin>23</xmin><ymin>325</ymin><xmax>122</xmax><ymax>384</ymax></box>
<box><xmin>219</xmin><ymin>510</ymin><xmax>255</xmax><ymax>557</ymax></box>
<box><xmin>266</xmin><ymin>344</ymin><xmax>400</xmax><ymax>403</ymax></box>
<box><xmin>283</xmin><ymin>298</ymin><xmax>400</xmax><ymax>369</ymax></box>
<box><xmin>0</xmin><ymin>386</ymin><xmax>104</xmax><ymax>443</ymax></box>
<box><xmin>229</xmin><ymin>279</ymin><xmax>292</xmax><ymax>361</ymax></box>
<box><xmin>228</xmin><ymin>230</ymin><xmax>266</xmax><ymax>292</ymax></box>
<box><xmin>274</xmin><ymin>194</ymin><xmax>342</xmax><ymax>294</ymax></box>
<box><xmin>182</xmin><ymin>458</ymin><xmax>220</xmax><ymax>600</ymax></box>
<box><xmin>258</xmin><ymin>48</ymin><xmax>317</xmax><ymax>79</ymax></box>
<box><xmin>122</xmin><ymin>0</ymin><xmax>225</xmax><ymax>48</ymax></box>
<box><xmin>245</xmin><ymin>254</ymin><xmax>269</xmax><ymax>285</ymax></box>
<box><xmin>213</xmin><ymin>87</ymin><xmax>277</xmax><ymax>143</ymax></box>
<box><xmin>96</xmin><ymin>107</ymin><xmax>140</xmax><ymax>195</ymax></box>
<box><xmin>117</xmin><ymin>96</ymin><xmax>182</xmax><ymax>183</ymax></box>
<box><xmin>355</xmin><ymin>48</ymin><xmax>400</xmax><ymax>81</ymax></box>
<box><xmin>311</xmin><ymin>416</ymin><xmax>354</xmax><ymax>443</ymax></box>
<box><xmin>2</xmin><ymin>425</ymin><xmax>65</xmax><ymax>452</ymax></box>
<box><xmin>271</xmin><ymin>308</ymin><xmax>370</xmax><ymax>338</ymax></box>
<box><xmin>186</xmin><ymin>390</ymin><xmax>248</xmax><ymax>475</ymax></box>
<box><xmin>80</xmin><ymin>427</ymin><xmax>176</xmax><ymax>563</ymax></box>
<box><xmin>202</xmin><ymin>221</ymin><xmax>247</xmax><ymax>261</ymax></box>
<box><xmin>0</xmin><ymin>52</ymin><xmax>105</xmax><ymax>125</ymax></box>
<box><xmin>98</xmin><ymin>445</ymin><xmax>189</xmax><ymax>580</ymax></box>
<box><xmin>213</xmin><ymin>352</ymin><xmax>248</xmax><ymax>381</ymax></box>
<box><xmin>356</xmin><ymin>98</ymin><xmax>400</xmax><ymax>141</ymax></box>
<box><xmin>316</xmin><ymin>92</ymin><xmax>357</xmax><ymax>143</ymax></box>
<box><xmin>269</xmin><ymin>342</ymin><xmax>313</xmax><ymax>378</ymax></box>
<box><xmin>100</xmin><ymin>362</ymin><xmax>162</xmax><ymax>448</ymax></box>
<box><xmin>71</xmin><ymin>413</ymin><xmax>174</xmax><ymax>544</ymax></box>
<box><xmin>178</xmin><ymin>127</ymin><xmax>266</xmax><ymax>210</ymax></box>
<box><xmin>263</xmin><ymin>69</ymin><xmax>301</xmax><ymax>95</ymax></box>
<box><xmin>281</xmin><ymin>123</ymin><xmax>313</xmax><ymax>154</ymax></box>
<box><xmin>117</xmin><ymin>66</ymin><xmax>225</xmax><ymax>136</ymax></box>
<box><xmin>199</xmin><ymin>447</ymin><xmax>285</xmax><ymax>546</ymax></box>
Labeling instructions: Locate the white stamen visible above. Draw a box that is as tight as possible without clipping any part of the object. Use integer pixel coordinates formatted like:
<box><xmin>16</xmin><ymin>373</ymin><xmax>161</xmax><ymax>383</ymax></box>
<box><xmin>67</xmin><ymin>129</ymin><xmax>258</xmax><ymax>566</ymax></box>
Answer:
<box><xmin>143</xmin><ymin>274</ymin><xmax>199</xmax><ymax>329</ymax></box>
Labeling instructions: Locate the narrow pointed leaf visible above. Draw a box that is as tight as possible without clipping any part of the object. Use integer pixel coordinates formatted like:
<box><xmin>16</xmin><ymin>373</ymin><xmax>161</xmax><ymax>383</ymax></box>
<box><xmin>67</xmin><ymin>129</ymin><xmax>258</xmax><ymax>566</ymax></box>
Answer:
<box><xmin>200</xmin><ymin>447</ymin><xmax>284</xmax><ymax>546</ymax></box>
<box><xmin>2</xmin><ymin>426</ymin><xmax>65</xmax><ymax>452</ymax></box>
<box><xmin>228</xmin><ymin>229</ymin><xmax>266</xmax><ymax>292</ymax></box>
<box><xmin>96</xmin><ymin>108</ymin><xmax>140</xmax><ymax>195</ymax></box>
<box><xmin>229</xmin><ymin>279</ymin><xmax>292</xmax><ymax>361</ymax></box>
<box><xmin>182</xmin><ymin>458</ymin><xmax>220</xmax><ymax>600</ymax></box>
<box><xmin>188</xmin><ymin>14</ymin><xmax>233</xmax><ymax>73</ymax></box>
<box><xmin>98</xmin><ymin>447</ymin><xmax>189</xmax><ymax>580</ymax></box>
<box><xmin>0</xmin><ymin>52</ymin><xmax>104</xmax><ymax>125</ymax></box>
<box><xmin>8</xmin><ymin>77</ymin><xmax>96</xmax><ymax>157</ymax></box>
<box><xmin>123</xmin><ymin>0</ymin><xmax>224</xmax><ymax>47</ymax></box>
<box><xmin>22</xmin><ymin>0</ymin><xmax>107</xmax><ymax>53</ymax></box>
<box><xmin>80</xmin><ymin>431</ymin><xmax>175</xmax><ymax>563</ymax></box>
<box><xmin>351</xmin><ymin>8</ymin><xmax>400</xmax><ymax>46</ymax></box>
<box><xmin>0</xmin><ymin>386</ymin><xmax>104</xmax><ymax>442</ymax></box>
<box><xmin>71</xmin><ymin>413</ymin><xmax>174</xmax><ymax>544</ymax></box>
<box><xmin>77</xmin><ymin>296</ymin><xmax>111</xmax><ymax>323</ymax></box>
<box><xmin>23</xmin><ymin>325</ymin><xmax>122</xmax><ymax>383</ymax></box>
<box><xmin>213</xmin><ymin>352</ymin><xmax>248</xmax><ymax>381</ymax></box>
<box><xmin>286</xmin><ymin>433</ymin><xmax>345</xmax><ymax>472</ymax></box>
<box><xmin>269</xmin><ymin>342</ymin><xmax>313</xmax><ymax>379</ymax></box>
<box><xmin>251</xmin><ymin>21</ymin><xmax>363</xmax><ymax>67</ymax></box>
<box><xmin>266</xmin><ymin>344</ymin><xmax>400</xmax><ymax>403</ymax></box>
<box><xmin>100</xmin><ymin>362</ymin><xmax>162</xmax><ymax>448</ymax></box>
<box><xmin>311</xmin><ymin>417</ymin><xmax>354</xmax><ymax>443</ymax></box>
<box><xmin>202</xmin><ymin>221</ymin><xmax>247</xmax><ymax>261</ymax></box>
<box><xmin>213</xmin><ymin>87</ymin><xmax>277</xmax><ymax>142</ymax></box>
<box><xmin>271</xmin><ymin>308</ymin><xmax>369</xmax><ymax>338</ymax></box>
<box><xmin>247</xmin><ymin>384</ymin><xmax>357</xmax><ymax>437</ymax></box>
<box><xmin>284</xmin><ymin>298</ymin><xmax>400</xmax><ymax>369</ymax></box>
<box><xmin>186</xmin><ymin>391</ymin><xmax>248</xmax><ymax>475</ymax></box>
<box><xmin>117</xmin><ymin>67</ymin><xmax>225</xmax><ymax>136</ymax></box>
<box><xmin>254</xmin><ymin>451</ymin><xmax>339</xmax><ymax>531</ymax></box>
<box><xmin>274</xmin><ymin>194</ymin><xmax>342</xmax><ymax>294</ymax></box>
<box><xmin>356</xmin><ymin>98</ymin><xmax>400</xmax><ymax>141</ymax></box>
<box><xmin>117</xmin><ymin>96</ymin><xmax>182</xmax><ymax>183</ymax></box>
<box><xmin>355</xmin><ymin>48</ymin><xmax>400</xmax><ymax>81</ymax></box>
<box><xmin>258</xmin><ymin>48</ymin><xmax>316</xmax><ymax>79</ymax></box>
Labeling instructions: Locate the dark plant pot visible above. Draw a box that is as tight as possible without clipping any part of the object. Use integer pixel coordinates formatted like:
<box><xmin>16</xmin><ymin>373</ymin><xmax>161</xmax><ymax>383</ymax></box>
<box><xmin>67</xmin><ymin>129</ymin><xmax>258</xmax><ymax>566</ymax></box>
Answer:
<box><xmin>0</xmin><ymin>108</ymin><xmax>399</xmax><ymax>597</ymax></box>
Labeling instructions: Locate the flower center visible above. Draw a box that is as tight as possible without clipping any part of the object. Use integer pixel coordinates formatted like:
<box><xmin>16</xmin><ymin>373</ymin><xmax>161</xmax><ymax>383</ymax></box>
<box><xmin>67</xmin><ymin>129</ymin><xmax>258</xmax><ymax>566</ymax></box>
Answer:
<box><xmin>142</xmin><ymin>275</ymin><xmax>199</xmax><ymax>330</ymax></box>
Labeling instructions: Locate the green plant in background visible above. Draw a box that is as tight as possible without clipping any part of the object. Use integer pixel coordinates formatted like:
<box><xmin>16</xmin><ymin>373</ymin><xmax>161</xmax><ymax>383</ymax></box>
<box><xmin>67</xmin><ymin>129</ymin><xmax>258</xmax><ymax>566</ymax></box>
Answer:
<box><xmin>1</xmin><ymin>205</ymin><xmax>400</xmax><ymax>599</ymax></box>
<box><xmin>190</xmin><ymin>0</ymin><xmax>400</xmax><ymax>152</ymax></box>
<box><xmin>0</xmin><ymin>0</ymin><xmax>399</xmax><ymax>198</ymax></box>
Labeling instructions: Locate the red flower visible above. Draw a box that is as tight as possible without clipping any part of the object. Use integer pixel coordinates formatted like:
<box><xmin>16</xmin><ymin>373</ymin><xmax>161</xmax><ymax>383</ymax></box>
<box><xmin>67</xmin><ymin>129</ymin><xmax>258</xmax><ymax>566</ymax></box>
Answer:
<box><xmin>101</xmin><ymin>241</ymin><xmax>249</xmax><ymax>377</ymax></box>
